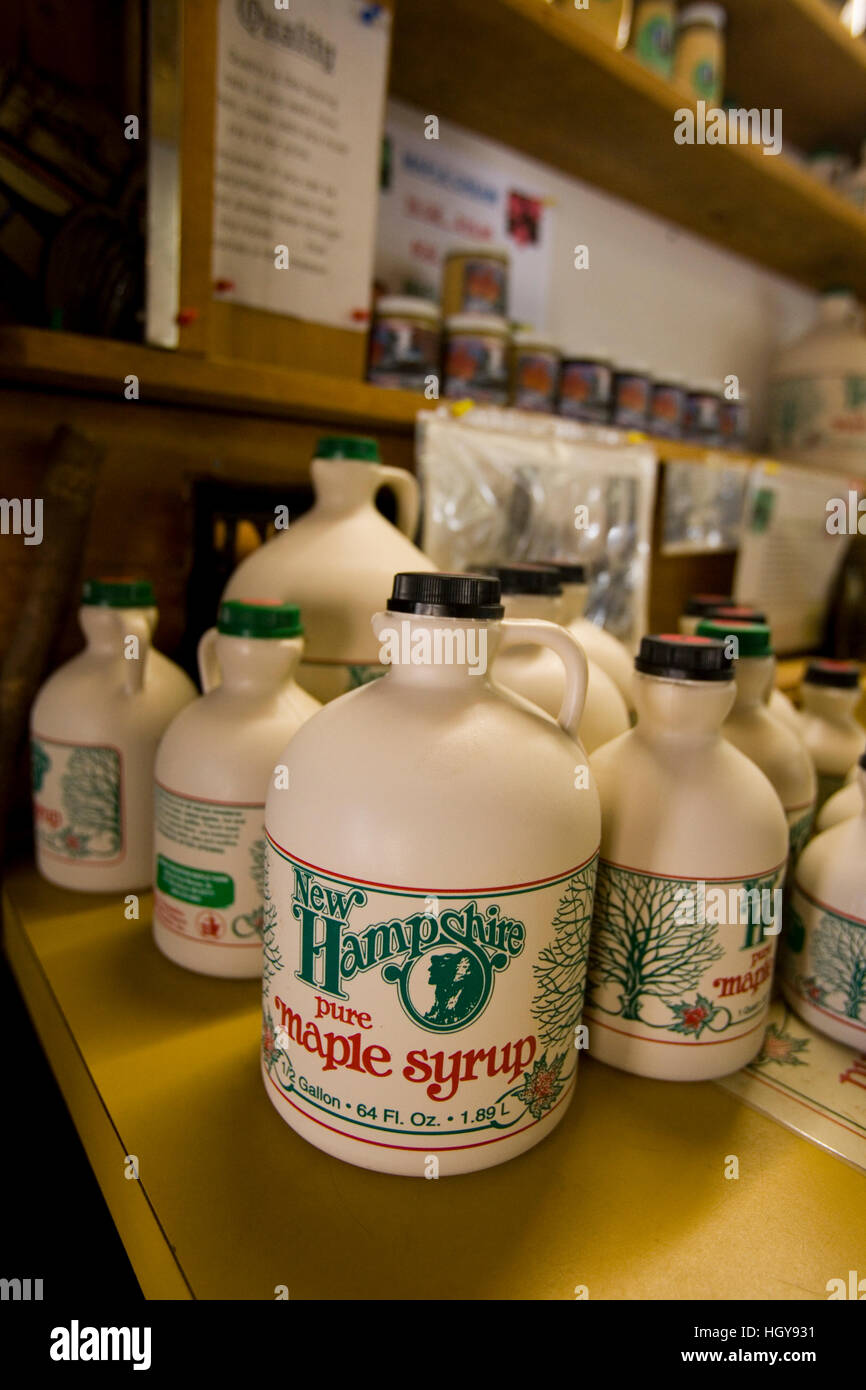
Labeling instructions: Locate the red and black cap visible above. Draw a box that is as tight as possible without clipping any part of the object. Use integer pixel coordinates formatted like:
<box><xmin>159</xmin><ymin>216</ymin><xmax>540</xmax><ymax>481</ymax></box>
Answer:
<box><xmin>635</xmin><ymin>633</ymin><xmax>733</xmax><ymax>682</ymax></box>
<box><xmin>387</xmin><ymin>572</ymin><xmax>504</xmax><ymax>620</ymax></box>
<box><xmin>804</xmin><ymin>659</ymin><xmax>861</xmax><ymax>690</ymax></box>
<box><xmin>682</xmin><ymin>593</ymin><xmax>736</xmax><ymax>617</ymax></box>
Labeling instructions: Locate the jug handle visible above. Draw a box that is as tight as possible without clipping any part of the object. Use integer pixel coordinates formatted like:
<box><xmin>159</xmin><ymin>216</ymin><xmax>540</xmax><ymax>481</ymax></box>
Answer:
<box><xmin>497</xmin><ymin>620</ymin><xmax>588</xmax><ymax>741</ymax></box>
<box><xmin>119</xmin><ymin>612</ymin><xmax>152</xmax><ymax>696</ymax></box>
<box><xmin>197</xmin><ymin>627</ymin><xmax>221</xmax><ymax>694</ymax></box>
<box><xmin>373</xmin><ymin>465</ymin><xmax>420</xmax><ymax>540</ymax></box>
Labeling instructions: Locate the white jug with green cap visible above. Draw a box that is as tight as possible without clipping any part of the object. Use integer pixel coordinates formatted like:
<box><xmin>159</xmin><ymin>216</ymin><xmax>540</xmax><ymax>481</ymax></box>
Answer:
<box><xmin>153</xmin><ymin>599</ymin><xmax>320</xmax><ymax>978</ymax></box>
<box><xmin>30</xmin><ymin>578</ymin><xmax>196</xmax><ymax>893</ymax></box>
<box><xmin>222</xmin><ymin>435</ymin><xmax>436</xmax><ymax>701</ymax></box>
<box><xmin>585</xmin><ymin>633</ymin><xmax>789</xmax><ymax>1081</ymax></box>
<box><xmin>781</xmin><ymin>749</ymin><xmax>866</xmax><ymax>1050</ymax></box>
<box><xmin>697</xmin><ymin>617</ymin><xmax>816</xmax><ymax>862</ymax></box>
<box><xmin>262</xmin><ymin>571</ymin><xmax>601</xmax><ymax>1176</ymax></box>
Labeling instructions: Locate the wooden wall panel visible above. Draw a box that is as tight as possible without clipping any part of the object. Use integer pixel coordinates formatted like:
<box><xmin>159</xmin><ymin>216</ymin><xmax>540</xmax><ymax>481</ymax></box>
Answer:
<box><xmin>0</xmin><ymin>387</ymin><xmax>415</xmax><ymax>673</ymax></box>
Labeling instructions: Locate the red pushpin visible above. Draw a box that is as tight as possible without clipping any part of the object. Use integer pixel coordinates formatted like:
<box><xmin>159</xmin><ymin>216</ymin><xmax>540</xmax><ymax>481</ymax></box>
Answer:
<box><xmin>176</xmin><ymin>307</ymin><xmax>199</xmax><ymax>325</ymax></box>
<box><xmin>350</xmin><ymin>307</ymin><xmax>371</xmax><ymax>323</ymax></box>
<box><xmin>214</xmin><ymin>278</ymin><xmax>235</xmax><ymax>293</ymax></box>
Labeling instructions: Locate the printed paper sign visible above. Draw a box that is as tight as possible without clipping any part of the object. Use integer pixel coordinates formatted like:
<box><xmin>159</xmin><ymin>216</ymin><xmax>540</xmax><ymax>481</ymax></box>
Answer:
<box><xmin>376</xmin><ymin>98</ymin><xmax>556</xmax><ymax>330</ymax></box>
<box><xmin>212</xmin><ymin>0</ymin><xmax>390</xmax><ymax>329</ymax></box>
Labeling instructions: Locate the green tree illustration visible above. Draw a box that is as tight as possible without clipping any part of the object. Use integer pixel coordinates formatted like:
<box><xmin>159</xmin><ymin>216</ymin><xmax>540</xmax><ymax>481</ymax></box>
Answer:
<box><xmin>261</xmin><ymin>856</ymin><xmax>283</xmax><ymax>988</ymax></box>
<box><xmin>61</xmin><ymin>747</ymin><xmax>120</xmax><ymax>849</ymax></box>
<box><xmin>31</xmin><ymin>739</ymin><xmax>51</xmax><ymax>794</ymax></box>
<box><xmin>249</xmin><ymin>838</ymin><xmax>266</xmax><ymax>897</ymax></box>
<box><xmin>589</xmin><ymin>865</ymin><xmax>724</xmax><ymax>1021</ymax></box>
<box><xmin>531</xmin><ymin>864</ymin><xmax>596</xmax><ymax>1045</ymax></box>
<box><xmin>813</xmin><ymin>917</ymin><xmax>866</xmax><ymax>1021</ymax></box>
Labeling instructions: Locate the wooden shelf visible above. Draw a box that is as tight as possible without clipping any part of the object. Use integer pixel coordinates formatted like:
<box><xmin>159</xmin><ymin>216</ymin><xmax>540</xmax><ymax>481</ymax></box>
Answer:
<box><xmin>390</xmin><ymin>0</ymin><xmax>866</xmax><ymax>296</ymax></box>
<box><xmin>0</xmin><ymin>326</ymin><xmax>765</xmax><ymax>464</ymax></box>
<box><xmin>0</xmin><ymin>327</ymin><xmax>425</xmax><ymax>432</ymax></box>
<box><xmin>725</xmin><ymin>0</ymin><xmax>866</xmax><ymax>156</ymax></box>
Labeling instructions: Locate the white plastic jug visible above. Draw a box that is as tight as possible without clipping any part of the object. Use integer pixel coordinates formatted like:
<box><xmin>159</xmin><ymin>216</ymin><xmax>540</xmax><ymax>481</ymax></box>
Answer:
<box><xmin>548</xmin><ymin>561</ymin><xmax>635</xmax><ymax>711</ymax></box>
<box><xmin>222</xmin><ymin>435</ymin><xmax>436</xmax><ymax>701</ymax></box>
<box><xmin>488</xmin><ymin>565</ymin><xmax>630</xmax><ymax>753</ymax></box>
<box><xmin>815</xmin><ymin>774</ymin><xmax>864</xmax><ymax>832</ymax></box>
<box><xmin>798</xmin><ymin>659</ymin><xmax>864</xmax><ymax>807</ymax></box>
<box><xmin>153</xmin><ymin>600</ymin><xmax>320</xmax><ymax>978</ymax></box>
<box><xmin>262</xmin><ymin>572</ymin><xmax>601</xmax><ymax>1176</ymax></box>
<box><xmin>585</xmin><ymin>634</ymin><xmax>789</xmax><ymax>1081</ymax></box>
<box><xmin>781</xmin><ymin>751</ymin><xmax>866</xmax><ymax>1050</ymax></box>
<box><xmin>770</xmin><ymin>288</ymin><xmax>866</xmax><ymax>474</ymax></box>
<box><xmin>697</xmin><ymin>619</ymin><xmax>816</xmax><ymax>861</ymax></box>
<box><xmin>31</xmin><ymin>578</ymin><xmax>196</xmax><ymax>892</ymax></box>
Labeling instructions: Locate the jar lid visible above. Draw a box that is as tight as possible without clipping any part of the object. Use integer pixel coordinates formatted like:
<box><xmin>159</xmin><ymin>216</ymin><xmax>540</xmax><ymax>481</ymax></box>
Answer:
<box><xmin>688</xmin><ymin>381</ymin><xmax>721</xmax><ymax>397</ymax></box>
<box><xmin>678</xmin><ymin>4</ymin><xmax>727</xmax><ymax>30</ymax></box>
<box><xmin>387</xmin><ymin>572</ymin><xmax>504</xmax><ymax>620</ymax></box>
<box><xmin>445</xmin><ymin>313</ymin><xmax>509</xmax><ymax>334</ymax></box>
<box><xmin>374</xmin><ymin>295</ymin><xmax>441</xmax><ymax>321</ymax></box>
<box><xmin>653</xmin><ymin>375</ymin><xmax>687</xmax><ymax>390</ymax></box>
<box><xmin>217</xmin><ymin>599</ymin><xmax>303</xmax><ymax>639</ymax></box>
<box><xmin>444</xmin><ymin>245</ymin><xmax>510</xmax><ymax>264</ymax></box>
<box><xmin>636</xmin><ymin>634</ymin><xmax>733</xmax><ymax>682</ymax></box>
<box><xmin>512</xmin><ymin>328</ymin><xmax>559</xmax><ymax>351</ymax></box>
<box><xmin>82</xmin><ymin>577</ymin><xmax>155</xmax><ymax>608</ymax></box>
<box><xmin>485</xmin><ymin>562</ymin><xmax>562</xmax><ymax>597</ymax></box>
<box><xmin>315</xmin><ymin>435</ymin><xmax>381</xmax><ymax>461</ymax></box>
<box><xmin>541</xmin><ymin>559</ymin><xmax>588</xmax><ymax>585</ymax></box>
<box><xmin>697</xmin><ymin>619</ymin><xmax>773</xmax><ymax>658</ymax></box>
<box><xmin>615</xmin><ymin>364</ymin><xmax>651</xmax><ymax>377</ymax></box>
<box><xmin>562</xmin><ymin>347</ymin><xmax>611</xmax><ymax>363</ymax></box>
<box><xmin>708</xmin><ymin>604</ymin><xmax>768</xmax><ymax>624</ymax></box>
<box><xmin>683</xmin><ymin>593</ymin><xmax>736</xmax><ymax>616</ymax></box>
<box><xmin>804</xmin><ymin>659</ymin><xmax>861</xmax><ymax>689</ymax></box>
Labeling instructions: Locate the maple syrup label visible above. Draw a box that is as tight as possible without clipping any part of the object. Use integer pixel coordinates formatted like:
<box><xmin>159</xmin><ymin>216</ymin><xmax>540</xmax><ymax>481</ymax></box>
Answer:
<box><xmin>153</xmin><ymin>784</ymin><xmax>265</xmax><ymax>948</ymax></box>
<box><xmin>31</xmin><ymin>734</ymin><xmax>124</xmax><ymax>864</ymax></box>
<box><xmin>262</xmin><ymin>837</ymin><xmax>598</xmax><ymax>1155</ymax></box>
<box><xmin>781</xmin><ymin>884</ymin><xmax>866</xmax><ymax>1043</ymax></box>
<box><xmin>585</xmin><ymin>859</ymin><xmax>786</xmax><ymax>1049</ymax></box>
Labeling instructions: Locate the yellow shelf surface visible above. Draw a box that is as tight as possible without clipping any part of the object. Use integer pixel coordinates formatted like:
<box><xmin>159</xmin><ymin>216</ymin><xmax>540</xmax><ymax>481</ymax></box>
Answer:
<box><xmin>4</xmin><ymin>863</ymin><xmax>864</xmax><ymax>1301</ymax></box>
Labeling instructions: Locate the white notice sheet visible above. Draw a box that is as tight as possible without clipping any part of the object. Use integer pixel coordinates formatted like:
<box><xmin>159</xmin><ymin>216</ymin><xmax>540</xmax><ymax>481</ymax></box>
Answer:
<box><xmin>212</xmin><ymin>0</ymin><xmax>390</xmax><ymax>329</ymax></box>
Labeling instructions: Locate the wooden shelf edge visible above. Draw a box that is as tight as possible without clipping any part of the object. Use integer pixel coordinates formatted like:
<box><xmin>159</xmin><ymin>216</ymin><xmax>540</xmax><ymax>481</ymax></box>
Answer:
<box><xmin>0</xmin><ymin>328</ymin><xmax>425</xmax><ymax>432</ymax></box>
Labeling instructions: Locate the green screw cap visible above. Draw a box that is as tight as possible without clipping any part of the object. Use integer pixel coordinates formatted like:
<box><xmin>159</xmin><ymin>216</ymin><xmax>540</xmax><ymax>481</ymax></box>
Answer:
<box><xmin>217</xmin><ymin>599</ymin><xmax>303</xmax><ymax>639</ymax></box>
<box><xmin>315</xmin><ymin>435</ymin><xmax>380</xmax><ymax>461</ymax></box>
<box><xmin>82</xmin><ymin>578</ymin><xmax>156</xmax><ymax>608</ymax></box>
<box><xmin>696</xmin><ymin>618</ymin><xmax>773</xmax><ymax>658</ymax></box>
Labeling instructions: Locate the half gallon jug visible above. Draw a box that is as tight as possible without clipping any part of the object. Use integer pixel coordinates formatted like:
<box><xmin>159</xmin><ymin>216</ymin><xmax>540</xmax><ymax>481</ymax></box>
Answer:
<box><xmin>709</xmin><ymin>606</ymin><xmax>805</xmax><ymax>741</ymax></box>
<box><xmin>697</xmin><ymin>619</ymin><xmax>816</xmax><ymax>861</ymax></box>
<box><xmin>488</xmin><ymin>564</ymin><xmax>630</xmax><ymax>753</ymax></box>
<box><xmin>548</xmin><ymin>560</ymin><xmax>635</xmax><ymax>710</ymax></box>
<box><xmin>798</xmin><ymin>659</ymin><xmax>864</xmax><ymax>807</ymax></box>
<box><xmin>153</xmin><ymin>600</ymin><xmax>320</xmax><ymax>978</ymax></box>
<box><xmin>262</xmin><ymin>572</ymin><xmax>601</xmax><ymax>1176</ymax></box>
<box><xmin>222</xmin><ymin>436</ymin><xmax>436</xmax><ymax>701</ymax></box>
<box><xmin>31</xmin><ymin>578</ymin><xmax>196</xmax><ymax>892</ymax></box>
<box><xmin>816</xmin><ymin>763</ymin><xmax>865</xmax><ymax>832</ymax></box>
<box><xmin>781</xmin><ymin>750</ymin><xmax>866</xmax><ymax>1050</ymax></box>
<box><xmin>584</xmin><ymin>635</ymin><xmax>789</xmax><ymax>1081</ymax></box>
<box><xmin>770</xmin><ymin>288</ymin><xmax>866</xmax><ymax>474</ymax></box>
